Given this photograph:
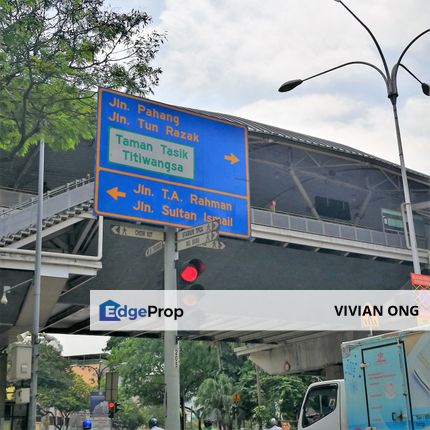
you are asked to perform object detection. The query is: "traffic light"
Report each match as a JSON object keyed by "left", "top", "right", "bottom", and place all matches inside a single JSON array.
[
  {"left": 177, "top": 258, "right": 207, "bottom": 330},
  {"left": 178, "top": 259, "right": 206, "bottom": 327},
  {"left": 178, "top": 259, "right": 205, "bottom": 290},
  {"left": 108, "top": 401, "right": 115, "bottom": 419}
]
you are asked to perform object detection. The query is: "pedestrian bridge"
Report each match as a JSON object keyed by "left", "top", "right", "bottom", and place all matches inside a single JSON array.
[
  {"left": 0, "top": 178, "right": 428, "bottom": 378},
  {"left": 0, "top": 109, "right": 429, "bottom": 375}
]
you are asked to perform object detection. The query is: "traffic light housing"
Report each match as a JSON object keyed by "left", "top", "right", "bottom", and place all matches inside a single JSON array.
[
  {"left": 178, "top": 259, "right": 205, "bottom": 290},
  {"left": 178, "top": 259, "right": 206, "bottom": 317},
  {"left": 108, "top": 401, "right": 115, "bottom": 419}
]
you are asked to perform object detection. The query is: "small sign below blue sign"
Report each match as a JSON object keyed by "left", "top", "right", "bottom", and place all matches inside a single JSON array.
[{"left": 94, "top": 88, "right": 250, "bottom": 238}]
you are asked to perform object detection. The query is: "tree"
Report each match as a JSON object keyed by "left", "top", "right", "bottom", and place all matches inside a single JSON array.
[
  {"left": 236, "top": 359, "right": 313, "bottom": 425},
  {"left": 106, "top": 337, "right": 220, "bottom": 430},
  {"left": 107, "top": 337, "right": 165, "bottom": 405},
  {"left": 111, "top": 400, "right": 152, "bottom": 430},
  {"left": 38, "top": 374, "right": 92, "bottom": 430},
  {"left": 36, "top": 340, "right": 92, "bottom": 430},
  {"left": 107, "top": 338, "right": 219, "bottom": 407},
  {"left": 195, "top": 373, "right": 234, "bottom": 430},
  {"left": 261, "top": 374, "right": 309, "bottom": 422},
  {"left": 251, "top": 405, "right": 269, "bottom": 429},
  {"left": 0, "top": 0, "right": 165, "bottom": 159}
]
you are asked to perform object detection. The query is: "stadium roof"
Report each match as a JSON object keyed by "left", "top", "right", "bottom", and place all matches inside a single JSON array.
[{"left": 184, "top": 106, "right": 430, "bottom": 181}]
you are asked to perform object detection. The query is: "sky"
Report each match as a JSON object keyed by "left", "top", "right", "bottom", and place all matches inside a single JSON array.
[
  {"left": 132, "top": 0, "right": 429, "bottom": 174},
  {"left": 57, "top": 0, "right": 430, "bottom": 355}
]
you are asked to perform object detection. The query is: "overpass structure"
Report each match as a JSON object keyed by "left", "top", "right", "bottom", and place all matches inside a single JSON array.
[{"left": 0, "top": 108, "right": 429, "bottom": 378}]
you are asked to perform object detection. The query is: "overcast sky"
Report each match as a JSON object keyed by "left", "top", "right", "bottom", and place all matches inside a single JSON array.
[
  {"left": 137, "top": 0, "right": 429, "bottom": 175},
  {"left": 57, "top": 0, "right": 430, "bottom": 355}
]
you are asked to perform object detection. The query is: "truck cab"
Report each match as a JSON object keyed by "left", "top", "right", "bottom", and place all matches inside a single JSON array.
[
  {"left": 297, "top": 330, "right": 430, "bottom": 430},
  {"left": 298, "top": 380, "right": 346, "bottom": 430}
]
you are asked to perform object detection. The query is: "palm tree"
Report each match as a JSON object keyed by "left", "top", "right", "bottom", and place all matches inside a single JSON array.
[{"left": 196, "top": 374, "right": 234, "bottom": 430}]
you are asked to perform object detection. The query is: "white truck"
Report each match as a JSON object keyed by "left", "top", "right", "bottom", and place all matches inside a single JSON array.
[{"left": 297, "top": 329, "right": 430, "bottom": 430}]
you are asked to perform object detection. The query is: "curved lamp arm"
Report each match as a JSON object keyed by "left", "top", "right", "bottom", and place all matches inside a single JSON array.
[
  {"left": 279, "top": 61, "right": 387, "bottom": 92},
  {"left": 335, "top": 0, "right": 390, "bottom": 78},
  {"left": 390, "top": 29, "right": 430, "bottom": 96},
  {"left": 397, "top": 29, "right": 430, "bottom": 67}
]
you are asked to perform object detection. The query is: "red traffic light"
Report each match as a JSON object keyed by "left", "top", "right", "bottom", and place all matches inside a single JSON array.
[
  {"left": 179, "top": 259, "right": 205, "bottom": 283},
  {"left": 108, "top": 401, "right": 117, "bottom": 418}
]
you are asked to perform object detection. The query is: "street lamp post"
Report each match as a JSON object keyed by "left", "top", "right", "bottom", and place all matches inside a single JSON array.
[
  {"left": 79, "top": 361, "right": 110, "bottom": 391},
  {"left": 279, "top": 0, "right": 429, "bottom": 275},
  {"left": 28, "top": 139, "right": 45, "bottom": 430}
]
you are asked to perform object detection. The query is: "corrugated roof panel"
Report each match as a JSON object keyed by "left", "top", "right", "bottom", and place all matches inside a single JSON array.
[{"left": 160, "top": 103, "right": 429, "bottom": 181}]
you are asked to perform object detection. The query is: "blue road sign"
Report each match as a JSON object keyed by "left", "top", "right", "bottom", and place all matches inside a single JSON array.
[{"left": 94, "top": 88, "right": 250, "bottom": 238}]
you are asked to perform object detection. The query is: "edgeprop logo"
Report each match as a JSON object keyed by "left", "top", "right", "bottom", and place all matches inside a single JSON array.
[{"left": 99, "top": 300, "right": 184, "bottom": 322}]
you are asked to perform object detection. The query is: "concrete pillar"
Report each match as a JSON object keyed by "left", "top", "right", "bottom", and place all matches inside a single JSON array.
[
  {"left": 324, "top": 364, "right": 343, "bottom": 380},
  {"left": 0, "top": 351, "right": 7, "bottom": 428}
]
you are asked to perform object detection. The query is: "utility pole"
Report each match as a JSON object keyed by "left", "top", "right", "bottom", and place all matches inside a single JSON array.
[
  {"left": 28, "top": 139, "right": 44, "bottom": 429},
  {"left": 164, "top": 227, "right": 180, "bottom": 430},
  {"left": 255, "top": 363, "right": 263, "bottom": 430}
]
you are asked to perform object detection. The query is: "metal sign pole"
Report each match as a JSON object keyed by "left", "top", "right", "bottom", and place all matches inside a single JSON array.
[
  {"left": 28, "top": 139, "right": 44, "bottom": 429},
  {"left": 164, "top": 227, "right": 180, "bottom": 430}
]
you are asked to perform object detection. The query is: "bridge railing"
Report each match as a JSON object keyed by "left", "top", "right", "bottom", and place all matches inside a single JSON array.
[
  {"left": 251, "top": 207, "right": 428, "bottom": 250},
  {"left": 1, "top": 178, "right": 427, "bottom": 252},
  {"left": 0, "top": 188, "right": 35, "bottom": 212},
  {"left": 0, "top": 178, "right": 94, "bottom": 239}
]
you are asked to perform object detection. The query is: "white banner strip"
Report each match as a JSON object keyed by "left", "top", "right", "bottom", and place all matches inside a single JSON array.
[{"left": 90, "top": 290, "right": 430, "bottom": 332}]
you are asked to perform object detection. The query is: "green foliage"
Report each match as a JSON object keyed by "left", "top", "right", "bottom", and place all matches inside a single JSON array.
[
  {"left": 37, "top": 341, "right": 73, "bottom": 394},
  {"left": 195, "top": 373, "right": 234, "bottom": 429},
  {"left": 179, "top": 340, "right": 219, "bottom": 399},
  {"left": 251, "top": 405, "right": 269, "bottom": 426},
  {"left": 107, "top": 338, "right": 311, "bottom": 427},
  {"left": 0, "top": 0, "right": 165, "bottom": 158},
  {"left": 261, "top": 374, "right": 309, "bottom": 421},
  {"left": 111, "top": 400, "right": 157, "bottom": 430},
  {"left": 107, "top": 338, "right": 219, "bottom": 406},
  {"left": 236, "top": 359, "right": 311, "bottom": 423},
  {"left": 37, "top": 342, "right": 92, "bottom": 429},
  {"left": 216, "top": 341, "right": 247, "bottom": 379},
  {"left": 108, "top": 337, "right": 165, "bottom": 404}
]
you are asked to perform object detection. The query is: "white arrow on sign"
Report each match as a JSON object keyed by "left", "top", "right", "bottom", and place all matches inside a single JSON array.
[
  {"left": 177, "top": 221, "right": 220, "bottom": 241},
  {"left": 111, "top": 224, "right": 164, "bottom": 241},
  {"left": 198, "top": 240, "right": 226, "bottom": 250},
  {"left": 145, "top": 241, "right": 164, "bottom": 257},
  {"left": 177, "top": 231, "right": 219, "bottom": 251}
]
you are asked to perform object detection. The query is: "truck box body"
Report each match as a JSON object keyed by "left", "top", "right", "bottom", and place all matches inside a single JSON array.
[
  {"left": 298, "top": 330, "right": 430, "bottom": 430},
  {"left": 342, "top": 330, "right": 430, "bottom": 429}
]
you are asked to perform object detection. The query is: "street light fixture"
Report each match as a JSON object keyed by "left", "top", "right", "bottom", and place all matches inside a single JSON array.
[
  {"left": 0, "top": 287, "right": 10, "bottom": 305},
  {"left": 279, "top": 0, "right": 429, "bottom": 275},
  {"left": 77, "top": 360, "right": 110, "bottom": 391},
  {"left": 0, "top": 279, "right": 33, "bottom": 306}
]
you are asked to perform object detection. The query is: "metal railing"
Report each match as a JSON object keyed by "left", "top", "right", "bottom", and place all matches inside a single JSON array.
[
  {"left": 1, "top": 176, "right": 427, "bottom": 252},
  {"left": 0, "top": 188, "right": 35, "bottom": 213},
  {"left": 0, "top": 177, "right": 94, "bottom": 239},
  {"left": 0, "top": 177, "right": 93, "bottom": 217},
  {"left": 251, "top": 207, "right": 428, "bottom": 250}
]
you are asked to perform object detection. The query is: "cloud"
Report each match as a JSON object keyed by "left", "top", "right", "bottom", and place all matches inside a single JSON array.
[
  {"left": 147, "top": 0, "right": 430, "bottom": 174},
  {"left": 108, "top": 0, "right": 430, "bottom": 176},
  {"left": 155, "top": 2, "right": 429, "bottom": 94},
  {"left": 55, "top": 334, "right": 109, "bottom": 357},
  {"left": 233, "top": 93, "right": 430, "bottom": 174}
]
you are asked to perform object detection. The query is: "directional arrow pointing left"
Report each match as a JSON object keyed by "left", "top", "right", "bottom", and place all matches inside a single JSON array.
[{"left": 107, "top": 186, "right": 126, "bottom": 200}]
